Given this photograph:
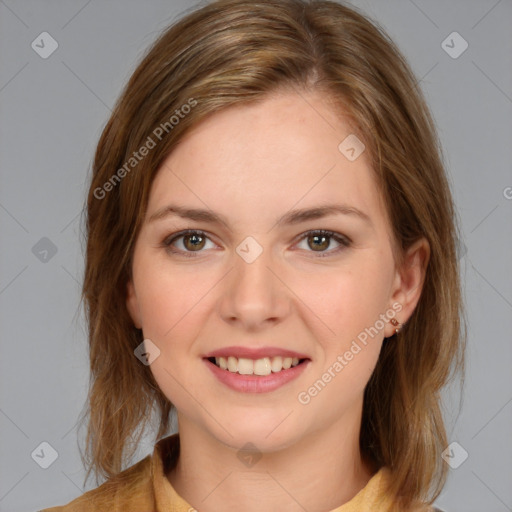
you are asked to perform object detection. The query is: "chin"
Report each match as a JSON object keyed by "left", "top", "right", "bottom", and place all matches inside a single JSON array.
[{"left": 210, "top": 417, "right": 304, "bottom": 454}]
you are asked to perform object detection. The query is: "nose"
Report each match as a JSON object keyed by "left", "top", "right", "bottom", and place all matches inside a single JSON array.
[{"left": 218, "top": 243, "right": 291, "bottom": 331}]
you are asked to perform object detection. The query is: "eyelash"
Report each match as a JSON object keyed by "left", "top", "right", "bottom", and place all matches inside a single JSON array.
[{"left": 162, "top": 229, "right": 351, "bottom": 259}]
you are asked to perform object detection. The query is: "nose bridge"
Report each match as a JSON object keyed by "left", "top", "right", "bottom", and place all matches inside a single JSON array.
[
  {"left": 219, "top": 238, "right": 289, "bottom": 328},
  {"left": 235, "top": 243, "right": 272, "bottom": 294}
]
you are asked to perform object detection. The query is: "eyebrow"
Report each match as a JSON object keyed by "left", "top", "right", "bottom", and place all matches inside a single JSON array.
[{"left": 148, "top": 203, "right": 372, "bottom": 228}]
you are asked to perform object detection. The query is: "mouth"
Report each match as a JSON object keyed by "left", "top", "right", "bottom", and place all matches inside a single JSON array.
[{"left": 205, "top": 356, "right": 309, "bottom": 376}]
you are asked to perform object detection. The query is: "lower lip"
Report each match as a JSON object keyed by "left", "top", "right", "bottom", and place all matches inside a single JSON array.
[{"left": 204, "top": 358, "right": 310, "bottom": 393}]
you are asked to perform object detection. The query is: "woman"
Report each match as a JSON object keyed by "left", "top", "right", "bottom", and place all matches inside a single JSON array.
[{"left": 41, "top": 0, "right": 465, "bottom": 510}]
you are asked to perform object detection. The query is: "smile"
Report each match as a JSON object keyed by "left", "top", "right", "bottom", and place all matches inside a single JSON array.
[
  {"left": 209, "top": 356, "right": 306, "bottom": 376},
  {"left": 204, "top": 356, "right": 310, "bottom": 393}
]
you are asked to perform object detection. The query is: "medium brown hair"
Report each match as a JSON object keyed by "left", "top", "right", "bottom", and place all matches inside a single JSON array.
[{"left": 78, "top": 0, "right": 466, "bottom": 509}]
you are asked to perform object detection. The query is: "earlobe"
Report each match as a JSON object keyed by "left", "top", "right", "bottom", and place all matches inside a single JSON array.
[
  {"left": 126, "top": 280, "right": 143, "bottom": 329},
  {"left": 386, "top": 237, "right": 430, "bottom": 338}
]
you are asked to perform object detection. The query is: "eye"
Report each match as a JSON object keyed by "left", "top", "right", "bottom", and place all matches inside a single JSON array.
[
  {"left": 162, "top": 229, "right": 351, "bottom": 259},
  {"left": 163, "top": 230, "right": 216, "bottom": 257},
  {"left": 294, "top": 230, "right": 351, "bottom": 257}
]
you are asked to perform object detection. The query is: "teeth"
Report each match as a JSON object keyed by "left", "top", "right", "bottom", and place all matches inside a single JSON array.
[
  {"left": 227, "top": 356, "right": 237, "bottom": 372},
  {"left": 270, "top": 356, "right": 283, "bottom": 372},
  {"left": 253, "top": 357, "right": 271, "bottom": 376},
  {"left": 238, "top": 358, "right": 253, "bottom": 375},
  {"left": 214, "top": 355, "right": 302, "bottom": 375}
]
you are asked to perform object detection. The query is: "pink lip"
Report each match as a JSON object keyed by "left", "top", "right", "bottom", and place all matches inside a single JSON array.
[
  {"left": 204, "top": 358, "right": 311, "bottom": 393},
  {"left": 203, "top": 346, "right": 310, "bottom": 359}
]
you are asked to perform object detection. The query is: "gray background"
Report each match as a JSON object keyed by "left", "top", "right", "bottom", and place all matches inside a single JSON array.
[{"left": 0, "top": 1, "right": 511, "bottom": 511}]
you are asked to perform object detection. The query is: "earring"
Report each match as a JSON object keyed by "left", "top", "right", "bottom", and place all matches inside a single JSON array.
[{"left": 390, "top": 318, "right": 403, "bottom": 335}]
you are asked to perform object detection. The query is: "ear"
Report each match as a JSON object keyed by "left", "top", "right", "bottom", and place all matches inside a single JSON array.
[
  {"left": 126, "top": 279, "right": 143, "bottom": 329},
  {"left": 384, "top": 237, "right": 430, "bottom": 338}
]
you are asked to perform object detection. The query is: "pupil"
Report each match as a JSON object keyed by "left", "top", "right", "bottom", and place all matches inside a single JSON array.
[
  {"left": 185, "top": 234, "right": 205, "bottom": 251},
  {"left": 310, "top": 234, "right": 329, "bottom": 251}
]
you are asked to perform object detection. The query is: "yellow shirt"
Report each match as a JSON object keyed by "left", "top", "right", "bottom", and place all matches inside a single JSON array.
[{"left": 40, "top": 433, "right": 435, "bottom": 512}]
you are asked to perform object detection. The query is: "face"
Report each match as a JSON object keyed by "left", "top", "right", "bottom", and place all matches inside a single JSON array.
[{"left": 126, "top": 90, "right": 426, "bottom": 453}]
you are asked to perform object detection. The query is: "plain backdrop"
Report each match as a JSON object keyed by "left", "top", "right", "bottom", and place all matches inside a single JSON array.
[{"left": 0, "top": 1, "right": 511, "bottom": 511}]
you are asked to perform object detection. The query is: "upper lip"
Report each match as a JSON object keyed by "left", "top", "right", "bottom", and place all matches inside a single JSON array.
[{"left": 203, "top": 346, "right": 310, "bottom": 360}]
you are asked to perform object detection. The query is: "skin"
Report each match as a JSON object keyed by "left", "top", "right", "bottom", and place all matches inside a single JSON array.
[{"left": 126, "top": 90, "right": 429, "bottom": 512}]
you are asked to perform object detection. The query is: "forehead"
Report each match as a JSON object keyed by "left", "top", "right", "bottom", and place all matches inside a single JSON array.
[{"left": 148, "top": 91, "right": 386, "bottom": 230}]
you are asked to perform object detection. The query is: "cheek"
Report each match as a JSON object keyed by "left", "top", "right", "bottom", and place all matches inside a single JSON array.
[
  {"left": 302, "top": 262, "right": 391, "bottom": 339},
  {"left": 134, "top": 264, "right": 213, "bottom": 406},
  {"left": 298, "top": 259, "right": 389, "bottom": 396},
  {"left": 135, "top": 260, "right": 214, "bottom": 340}
]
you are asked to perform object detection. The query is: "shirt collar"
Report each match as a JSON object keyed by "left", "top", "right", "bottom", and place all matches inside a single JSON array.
[
  {"left": 152, "top": 433, "right": 193, "bottom": 511},
  {"left": 150, "top": 432, "right": 398, "bottom": 512}
]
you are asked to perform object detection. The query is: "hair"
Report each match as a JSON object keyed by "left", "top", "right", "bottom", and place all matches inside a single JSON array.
[{"left": 77, "top": 0, "right": 467, "bottom": 509}]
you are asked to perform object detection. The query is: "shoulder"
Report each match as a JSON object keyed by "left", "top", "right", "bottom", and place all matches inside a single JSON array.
[
  {"left": 372, "top": 468, "right": 448, "bottom": 512},
  {"left": 39, "top": 454, "right": 154, "bottom": 512}
]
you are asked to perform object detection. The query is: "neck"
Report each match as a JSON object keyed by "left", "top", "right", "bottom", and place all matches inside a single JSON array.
[{"left": 167, "top": 410, "right": 375, "bottom": 512}]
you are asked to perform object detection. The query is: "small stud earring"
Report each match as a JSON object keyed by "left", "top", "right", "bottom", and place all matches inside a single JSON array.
[{"left": 390, "top": 317, "right": 403, "bottom": 335}]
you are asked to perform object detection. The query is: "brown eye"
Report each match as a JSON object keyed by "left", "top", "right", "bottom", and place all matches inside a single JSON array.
[
  {"left": 183, "top": 233, "right": 206, "bottom": 251},
  {"left": 164, "top": 229, "right": 350, "bottom": 259},
  {"left": 295, "top": 230, "right": 351, "bottom": 257},
  {"left": 307, "top": 233, "right": 330, "bottom": 251},
  {"left": 163, "top": 230, "right": 215, "bottom": 257}
]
